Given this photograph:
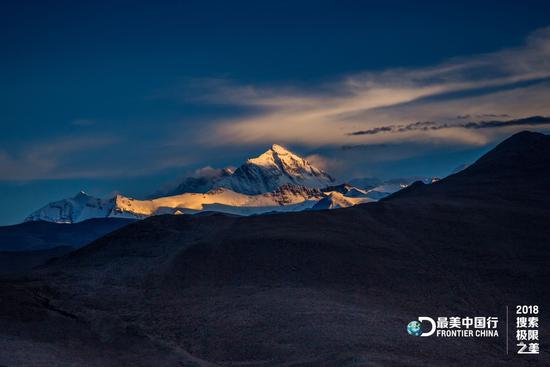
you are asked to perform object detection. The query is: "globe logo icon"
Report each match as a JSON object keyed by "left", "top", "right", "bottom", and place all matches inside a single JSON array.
[{"left": 407, "top": 320, "right": 422, "bottom": 336}]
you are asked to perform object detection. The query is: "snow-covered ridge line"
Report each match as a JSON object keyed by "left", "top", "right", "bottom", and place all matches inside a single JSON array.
[
  {"left": 25, "top": 185, "right": 325, "bottom": 223},
  {"left": 24, "top": 144, "right": 439, "bottom": 223},
  {"left": 212, "top": 144, "right": 335, "bottom": 194}
]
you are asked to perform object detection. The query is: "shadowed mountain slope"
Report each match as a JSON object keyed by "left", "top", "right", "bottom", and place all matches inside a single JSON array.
[
  {"left": 0, "top": 246, "right": 74, "bottom": 276},
  {"left": 1, "top": 131, "right": 550, "bottom": 366},
  {"left": 0, "top": 217, "right": 136, "bottom": 252},
  {"left": 0, "top": 218, "right": 136, "bottom": 276},
  {"left": 386, "top": 130, "right": 550, "bottom": 205}
]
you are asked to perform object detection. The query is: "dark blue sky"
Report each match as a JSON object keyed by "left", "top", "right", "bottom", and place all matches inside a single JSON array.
[{"left": 2, "top": 0, "right": 550, "bottom": 224}]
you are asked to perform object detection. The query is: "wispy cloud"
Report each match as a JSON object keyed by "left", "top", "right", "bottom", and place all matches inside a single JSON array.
[
  {"left": 348, "top": 116, "right": 550, "bottom": 136},
  {"left": 8, "top": 27, "right": 550, "bottom": 183},
  {"left": 188, "top": 27, "right": 550, "bottom": 147}
]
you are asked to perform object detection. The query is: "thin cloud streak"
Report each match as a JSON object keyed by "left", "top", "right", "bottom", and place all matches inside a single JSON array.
[{"left": 348, "top": 116, "right": 550, "bottom": 136}]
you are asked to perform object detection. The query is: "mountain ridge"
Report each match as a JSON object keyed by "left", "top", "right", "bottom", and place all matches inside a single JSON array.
[
  {"left": 385, "top": 130, "right": 550, "bottom": 204},
  {"left": 25, "top": 144, "right": 414, "bottom": 223},
  {"left": 23, "top": 143, "right": 444, "bottom": 223},
  {"left": 9, "top": 130, "right": 548, "bottom": 366},
  {"left": 212, "top": 144, "right": 335, "bottom": 194},
  {"left": 0, "top": 217, "right": 135, "bottom": 251}
]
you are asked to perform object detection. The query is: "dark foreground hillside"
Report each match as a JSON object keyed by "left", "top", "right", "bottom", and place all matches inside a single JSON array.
[
  {"left": 0, "top": 218, "right": 136, "bottom": 275},
  {"left": 1, "top": 132, "right": 549, "bottom": 366},
  {"left": 0, "top": 217, "right": 136, "bottom": 252}
]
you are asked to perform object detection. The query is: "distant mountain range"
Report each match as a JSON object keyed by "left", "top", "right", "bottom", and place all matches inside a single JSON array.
[
  {"left": 25, "top": 144, "right": 438, "bottom": 223},
  {"left": 0, "top": 217, "right": 135, "bottom": 275},
  {"left": 3, "top": 131, "right": 548, "bottom": 366},
  {"left": 0, "top": 218, "right": 135, "bottom": 252}
]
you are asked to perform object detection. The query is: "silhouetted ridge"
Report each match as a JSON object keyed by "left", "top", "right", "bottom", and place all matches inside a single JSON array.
[
  {"left": 0, "top": 217, "right": 136, "bottom": 251},
  {"left": 385, "top": 131, "right": 550, "bottom": 203},
  {"left": 4, "top": 131, "right": 549, "bottom": 366},
  {"left": 466, "top": 130, "right": 550, "bottom": 174}
]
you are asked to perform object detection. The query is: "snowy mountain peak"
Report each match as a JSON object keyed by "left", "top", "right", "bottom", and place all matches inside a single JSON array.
[
  {"left": 248, "top": 144, "right": 309, "bottom": 167},
  {"left": 312, "top": 191, "right": 373, "bottom": 210},
  {"left": 25, "top": 193, "right": 115, "bottom": 224},
  {"left": 271, "top": 143, "right": 289, "bottom": 153},
  {"left": 248, "top": 144, "right": 293, "bottom": 166},
  {"left": 23, "top": 140, "right": 444, "bottom": 224},
  {"left": 214, "top": 144, "right": 335, "bottom": 194}
]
